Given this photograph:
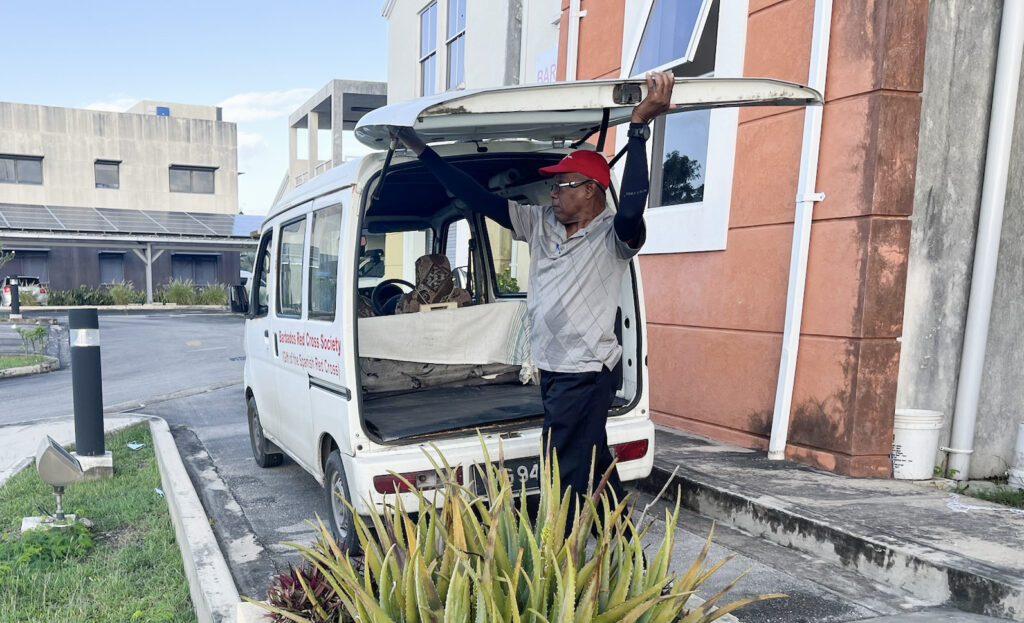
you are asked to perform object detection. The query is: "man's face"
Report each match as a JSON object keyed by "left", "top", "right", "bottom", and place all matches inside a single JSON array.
[{"left": 550, "top": 173, "right": 597, "bottom": 225}]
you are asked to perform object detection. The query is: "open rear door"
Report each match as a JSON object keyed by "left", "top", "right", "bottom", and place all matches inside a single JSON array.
[{"left": 355, "top": 77, "right": 821, "bottom": 148}]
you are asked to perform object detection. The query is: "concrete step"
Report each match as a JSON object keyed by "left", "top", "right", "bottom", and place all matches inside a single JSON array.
[{"left": 641, "top": 427, "right": 1024, "bottom": 621}]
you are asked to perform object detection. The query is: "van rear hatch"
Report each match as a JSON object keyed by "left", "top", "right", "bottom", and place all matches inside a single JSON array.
[{"left": 355, "top": 77, "right": 821, "bottom": 148}]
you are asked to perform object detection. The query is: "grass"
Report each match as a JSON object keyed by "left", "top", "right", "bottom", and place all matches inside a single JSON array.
[
  {"left": 0, "top": 424, "right": 196, "bottom": 622},
  {"left": 970, "top": 486, "right": 1024, "bottom": 509},
  {"left": 0, "top": 354, "right": 47, "bottom": 370}
]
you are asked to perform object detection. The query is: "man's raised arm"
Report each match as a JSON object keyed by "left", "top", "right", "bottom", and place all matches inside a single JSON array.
[{"left": 393, "top": 128, "right": 513, "bottom": 230}]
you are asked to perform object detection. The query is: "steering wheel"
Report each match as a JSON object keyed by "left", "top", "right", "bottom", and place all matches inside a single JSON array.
[{"left": 370, "top": 278, "right": 414, "bottom": 315}]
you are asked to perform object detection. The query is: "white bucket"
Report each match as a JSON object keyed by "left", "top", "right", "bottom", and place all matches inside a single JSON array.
[{"left": 892, "top": 409, "right": 944, "bottom": 480}]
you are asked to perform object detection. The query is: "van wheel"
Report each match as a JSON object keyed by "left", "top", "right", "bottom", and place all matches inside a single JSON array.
[
  {"left": 247, "top": 396, "right": 283, "bottom": 468},
  {"left": 324, "top": 450, "right": 359, "bottom": 556}
]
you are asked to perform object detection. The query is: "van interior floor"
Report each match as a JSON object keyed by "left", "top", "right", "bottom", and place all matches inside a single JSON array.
[
  {"left": 361, "top": 383, "right": 544, "bottom": 443},
  {"left": 361, "top": 383, "right": 631, "bottom": 443}
]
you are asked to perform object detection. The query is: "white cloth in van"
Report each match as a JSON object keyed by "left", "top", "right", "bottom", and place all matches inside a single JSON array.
[{"left": 358, "top": 300, "right": 531, "bottom": 366}]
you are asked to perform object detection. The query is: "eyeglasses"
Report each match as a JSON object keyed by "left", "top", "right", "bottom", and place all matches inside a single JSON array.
[{"left": 549, "top": 179, "right": 592, "bottom": 193}]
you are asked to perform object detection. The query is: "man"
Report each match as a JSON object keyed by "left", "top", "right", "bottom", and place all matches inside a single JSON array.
[{"left": 395, "top": 71, "right": 674, "bottom": 511}]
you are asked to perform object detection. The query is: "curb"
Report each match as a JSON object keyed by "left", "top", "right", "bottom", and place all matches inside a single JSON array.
[
  {"left": 640, "top": 464, "right": 1024, "bottom": 622},
  {"left": 149, "top": 416, "right": 240, "bottom": 623},
  {"left": 0, "top": 355, "right": 59, "bottom": 378}
]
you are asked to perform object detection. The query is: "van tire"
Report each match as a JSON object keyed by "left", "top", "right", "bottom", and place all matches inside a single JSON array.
[
  {"left": 324, "top": 450, "right": 359, "bottom": 556},
  {"left": 247, "top": 396, "right": 283, "bottom": 468}
]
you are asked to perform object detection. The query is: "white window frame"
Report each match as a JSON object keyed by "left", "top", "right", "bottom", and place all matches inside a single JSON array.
[
  {"left": 445, "top": 0, "right": 466, "bottom": 90},
  {"left": 618, "top": 0, "right": 748, "bottom": 254},
  {"left": 419, "top": 2, "right": 439, "bottom": 96}
]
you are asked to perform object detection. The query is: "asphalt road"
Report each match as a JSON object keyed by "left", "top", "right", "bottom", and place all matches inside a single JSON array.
[{"left": 0, "top": 311, "right": 1005, "bottom": 621}]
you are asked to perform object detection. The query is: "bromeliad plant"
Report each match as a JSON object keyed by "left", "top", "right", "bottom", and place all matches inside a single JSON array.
[{"left": 252, "top": 441, "right": 783, "bottom": 622}]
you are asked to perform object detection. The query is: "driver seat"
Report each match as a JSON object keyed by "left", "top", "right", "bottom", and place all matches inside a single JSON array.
[{"left": 396, "top": 254, "right": 471, "bottom": 313}]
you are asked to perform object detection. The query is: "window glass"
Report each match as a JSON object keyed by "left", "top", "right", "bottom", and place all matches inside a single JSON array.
[
  {"left": 15, "top": 158, "right": 42, "bottom": 184},
  {"left": 169, "top": 166, "right": 215, "bottom": 194},
  {"left": 253, "top": 232, "right": 273, "bottom": 316},
  {"left": 169, "top": 168, "right": 191, "bottom": 192},
  {"left": 98, "top": 253, "right": 125, "bottom": 283},
  {"left": 446, "top": 0, "right": 466, "bottom": 89},
  {"left": 0, "top": 155, "right": 43, "bottom": 184},
  {"left": 447, "top": 33, "right": 465, "bottom": 89},
  {"left": 0, "top": 158, "right": 14, "bottom": 182},
  {"left": 485, "top": 220, "right": 529, "bottom": 295},
  {"left": 309, "top": 205, "right": 342, "bottom": 320},
  {"left": 631, "top": 0, "right": 708, "bottom": 75},
  {"left": 18, "top": 251, "right": 48, "bottom": 282},
  {"left": 95, "top": 161, "right": 119, "bottom": 189},
  {"left": 277, "top": 218, "right": 306, "bottom": 316},
  {"left": 420, "top": 2, "right": 438, "bottom": 96},
  {"left": 652, "top": 109, "right": 710, "bottom": 206},
  {"left": 171, "top": 254, "right": 218, "bottom": 285}
]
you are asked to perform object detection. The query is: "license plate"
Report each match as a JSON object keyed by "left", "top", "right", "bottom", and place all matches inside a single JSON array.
[{"left": 474, "top": 457, "right": 541, "bottom": 495}]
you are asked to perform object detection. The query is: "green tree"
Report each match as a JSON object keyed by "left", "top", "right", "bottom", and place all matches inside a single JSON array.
[{"left": 661, "top": 150, "right": 704, "bottom": 205}]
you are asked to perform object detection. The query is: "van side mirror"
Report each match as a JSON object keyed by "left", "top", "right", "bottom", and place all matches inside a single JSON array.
[{"left": 230, "top": 284, "right": 249, "bottom": 314}]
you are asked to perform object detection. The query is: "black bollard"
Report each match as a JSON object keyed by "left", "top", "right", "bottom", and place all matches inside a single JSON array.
[
  {"left": 9, "top": 282, "right": 20, "bottom": 316},
  {"left": 69, "top": 309, "right": 104, "bottom": 456}
]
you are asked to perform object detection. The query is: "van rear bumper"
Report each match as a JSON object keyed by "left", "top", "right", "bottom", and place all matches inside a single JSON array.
[{"left": 345, "top": 415, "right": 654, "bottom": 516}]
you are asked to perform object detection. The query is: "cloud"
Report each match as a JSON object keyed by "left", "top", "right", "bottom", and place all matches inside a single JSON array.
[
  {"left": 218, "top": 88, "right": 316, "bottom": 122},
  {"left": 83, "top": 97, "right": 138, "bottom": 112},
  {"left": 237, "top": 131, "right": 269, "bottom": 160}
]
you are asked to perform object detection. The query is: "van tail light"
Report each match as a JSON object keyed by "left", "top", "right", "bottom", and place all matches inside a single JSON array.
[
  {"left": 39, "top": 287, "right": 46, "bottom": 294},
  {"left": 610, "top": 440, "right": 649, "bottom": 463},
  {"left": 374, "top": 467, "right": 463, "bottom": 494},
  {"left": 2, "top": 286, "right": 8, "bottom": 293}
]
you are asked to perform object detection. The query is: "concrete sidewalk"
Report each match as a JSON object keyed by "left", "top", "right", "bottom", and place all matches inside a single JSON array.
[{"left": 641, "top": 426, "right": 1024, "bottom": 622}]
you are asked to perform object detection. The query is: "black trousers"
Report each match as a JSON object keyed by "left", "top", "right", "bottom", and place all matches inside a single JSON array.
[{"left": 540, "top": 366, "right": 626, "bottom": 509}]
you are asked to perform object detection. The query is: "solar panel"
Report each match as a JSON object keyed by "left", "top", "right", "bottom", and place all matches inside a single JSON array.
[
  {"left": 95, "top": 208, "right": 169, "bottom": 233},
  {"left": 142, "top": 210, "right": 212, "bottom": 236},
  {"left": 190, "top": 213, "right": 236, "bottom": 236},
  {"left": 46, "top": 206, "right": 111, "bottom": 232},
  {"left": 0, "top": 203, "right": 255, "bottom": 239},
  {"left": 0, "top": 204, "right": 63, "bottom": 230}
]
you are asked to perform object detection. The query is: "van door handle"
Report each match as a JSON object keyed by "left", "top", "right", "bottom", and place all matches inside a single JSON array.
[{"left": 273, "top": 332, "right": 279, "bottom": 357}]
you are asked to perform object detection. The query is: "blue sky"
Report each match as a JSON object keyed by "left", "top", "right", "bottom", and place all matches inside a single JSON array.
[{"left": 0, "top": 0, "right": 389, "bottom": 214}]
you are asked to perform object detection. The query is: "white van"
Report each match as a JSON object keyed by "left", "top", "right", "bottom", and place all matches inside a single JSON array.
[{"left": 241, "top": 77, "right": 820, "bottom": 550}]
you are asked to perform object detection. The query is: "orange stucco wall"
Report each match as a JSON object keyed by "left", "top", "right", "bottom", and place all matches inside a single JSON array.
[{"left": 559, "top": 0, "right": 928, "bottom": 476}]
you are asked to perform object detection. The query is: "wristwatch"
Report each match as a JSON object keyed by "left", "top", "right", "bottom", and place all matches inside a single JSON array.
[{"left": 627, "top": 122, "right": 651, "bottom": 141}]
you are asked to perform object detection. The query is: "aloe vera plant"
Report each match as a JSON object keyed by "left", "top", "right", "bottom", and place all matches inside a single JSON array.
[{"left": 250, "top": 441, "right": 783, "bottom": 622}]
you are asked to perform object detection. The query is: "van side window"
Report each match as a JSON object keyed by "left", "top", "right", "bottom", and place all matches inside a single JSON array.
[
  {"left": 309, "top": 204, "right": 342, "bottom": 321},
  {"left": 252, "top": 231, "right": 273, "bottom": 317},
  {"left": 277, "top": 217, "right": 307, "bottom": 317}
]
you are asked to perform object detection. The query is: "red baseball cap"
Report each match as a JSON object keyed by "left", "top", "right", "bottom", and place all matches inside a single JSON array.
[{"left": 538, "top": 150, "right": 610, "bottom": 189}]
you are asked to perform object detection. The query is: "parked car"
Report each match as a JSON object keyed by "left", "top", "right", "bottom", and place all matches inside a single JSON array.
[
  {"left": 2, "top": 276, "right": 48, "bottom": 306},
  {"left": 239, "top": 77, "right": 822, "bottom": 550}
]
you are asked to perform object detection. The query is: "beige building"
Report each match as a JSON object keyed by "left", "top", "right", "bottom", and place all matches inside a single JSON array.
[
  {"left": 1, "top": 99, "right": 253, "bottom": 301},
  {"left": 0, "top": 100, "right": 237, "bottom": 214}
]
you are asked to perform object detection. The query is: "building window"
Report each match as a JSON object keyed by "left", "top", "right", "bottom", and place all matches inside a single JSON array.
[
  {"left": 13, "top": 251, "right": 49, "bottom": 282},
  {"left": 277, "top": 217, "right": 307, "bottom": 317},
  {"left": 0, "top": 155, "right": 43, "bottom": 185},
  {"left": 420, "top": 2, "right": 438, "bottom": 96},
  {"left": 169, "top": 165, "right": 215, "bottom": 194},
  {"left": 309, "top": 204, "right": 342, "bottom": 321},
  {"left": 98, "top": 252, "right": 125, "bottom": 284},
  {"left": 623, "top": 0, "right": 744, "bottom": 254},
  {"left": 95, "top": 160, "right": 120, "bottom": 189},
  {"left": 446, "top": 0, "right": 466, "bottom": 89},
  {"left": 171, "top": 254, "right": 218, "bottom": 285}
]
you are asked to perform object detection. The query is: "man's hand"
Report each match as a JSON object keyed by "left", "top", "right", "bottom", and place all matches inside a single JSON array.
[
  {"left": 392, "top": 127, "right": 427, "bottom": 156},
  {"left": 631, "top": 71, "right": 675, "bottom": 124}
]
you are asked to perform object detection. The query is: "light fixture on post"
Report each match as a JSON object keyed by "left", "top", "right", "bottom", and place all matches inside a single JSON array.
[{"left": 22, "top": 435, "right": 87, "bottom": 532}]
